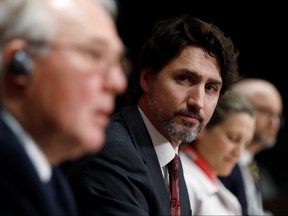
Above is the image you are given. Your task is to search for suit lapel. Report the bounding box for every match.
[0,116,78,215]
[122,105,171,210]
[122,105,191,215]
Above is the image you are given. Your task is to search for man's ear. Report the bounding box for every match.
[140,68,152,92]
[3,39,32,87]
[3,39,31,75]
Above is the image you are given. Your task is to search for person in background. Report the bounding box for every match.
[219,78,283,215]
[67,14,239,215]
[180,90,256,215]
[0,0,127,215]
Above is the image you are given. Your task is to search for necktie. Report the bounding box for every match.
[168,154,181,216]
[248,160,260,190]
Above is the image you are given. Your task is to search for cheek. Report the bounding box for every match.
[219,139,233,150]
[211,138,232,159]
[81,75,102,93]
[150,80,183,110]
[201,135,224,158]
[204,101,220,123]
[32,57,104,120]
[58,75,104,114]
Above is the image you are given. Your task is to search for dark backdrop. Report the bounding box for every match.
[116,0,288,213]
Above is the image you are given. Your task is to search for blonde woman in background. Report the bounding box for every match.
[180,90,256,215]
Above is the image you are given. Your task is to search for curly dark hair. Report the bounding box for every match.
[127,14,239,103]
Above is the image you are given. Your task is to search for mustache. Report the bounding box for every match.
[174,108,204,122]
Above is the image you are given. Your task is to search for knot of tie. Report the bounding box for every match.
[168,154,181,216]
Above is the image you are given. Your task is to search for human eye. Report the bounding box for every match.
[205,83,220,94]
[73,44,102,61]
[82,47,111,67]
[228,134,248,149]
[177,74,189,82]
[227,133,240,143]
[175,72,194,86]
[85,48,102,59]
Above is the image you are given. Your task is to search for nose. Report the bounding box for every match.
[187,86,205,110]
[232,144,245,158]
[105,64,127,94]
[232,148,241,158]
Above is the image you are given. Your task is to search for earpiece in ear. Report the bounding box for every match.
[9,50,32,75]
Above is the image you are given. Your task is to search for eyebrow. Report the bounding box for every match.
[89,37,126,57]
[180,68,223,86]
[208,78,222,87]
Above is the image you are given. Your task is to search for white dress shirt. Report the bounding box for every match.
[180,151,242,215]
[138,106,177,193]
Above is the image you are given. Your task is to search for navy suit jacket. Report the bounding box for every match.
[219,163,248,215]
[67,105,192,215]
[0,116,77,215]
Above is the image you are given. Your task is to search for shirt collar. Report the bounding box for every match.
[138,106,177,168]
[182,145,217,184]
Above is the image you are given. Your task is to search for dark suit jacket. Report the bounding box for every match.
[0,115,77,215]
[219,163,248,215]
[67,105,192,215]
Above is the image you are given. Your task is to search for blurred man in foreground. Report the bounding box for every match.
[0,0,127,215]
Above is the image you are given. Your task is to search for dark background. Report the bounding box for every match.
[115,1,288,214]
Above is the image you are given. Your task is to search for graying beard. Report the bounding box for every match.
[165,119,199,143]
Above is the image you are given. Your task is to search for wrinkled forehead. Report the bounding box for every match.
[47,0,123,54]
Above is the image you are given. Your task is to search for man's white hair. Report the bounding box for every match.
[97,0,118,19]
[0,0,118,70]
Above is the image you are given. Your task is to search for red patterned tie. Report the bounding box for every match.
[168,154,181,216]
